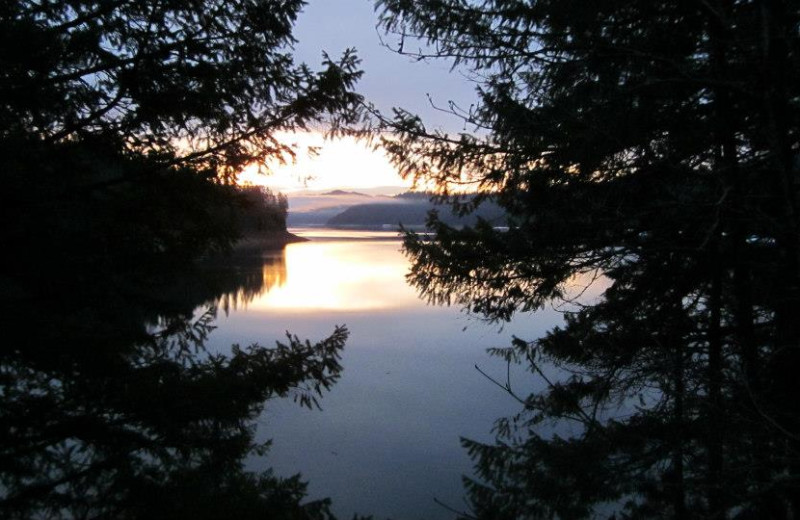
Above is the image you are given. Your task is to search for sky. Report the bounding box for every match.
[239,0,479,194]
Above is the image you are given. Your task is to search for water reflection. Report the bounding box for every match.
[251,232,422,312]
[207,249,289,313]
[1,242,345,519]
[208,230,567,520]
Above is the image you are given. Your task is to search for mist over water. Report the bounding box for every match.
[206,229,569,519]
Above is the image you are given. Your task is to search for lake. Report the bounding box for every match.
[206,228,571,519]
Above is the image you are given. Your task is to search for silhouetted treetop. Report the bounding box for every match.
[378,1,799,518]
[1,0,364,176]
[1,1,363,517]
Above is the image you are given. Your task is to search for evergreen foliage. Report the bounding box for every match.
[236,185,290,234]
[1,0,362,517]
[377,1,799,518]
[0,0,363,176]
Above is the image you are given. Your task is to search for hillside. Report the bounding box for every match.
[286,190,396,226]
[326,197,506,229]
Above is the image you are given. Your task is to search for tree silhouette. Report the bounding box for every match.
[1,289,350,519]
[1,0,362,175]
[377,1,799,518]
[2,0,364,260]
[1,1,363,517]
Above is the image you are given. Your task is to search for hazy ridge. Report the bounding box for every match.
[287,190,506,229]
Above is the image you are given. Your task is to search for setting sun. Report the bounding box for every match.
[237,132,411,193]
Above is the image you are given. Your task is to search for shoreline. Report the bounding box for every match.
[230,229,308,253]
[199,230,306,267]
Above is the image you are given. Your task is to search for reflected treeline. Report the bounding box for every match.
[0,242,347,520]
[202,250,288,314]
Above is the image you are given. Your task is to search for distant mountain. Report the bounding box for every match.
[286,191,394,227]
[326,197,506,229]
[326,203,431,228]
[287,205,350,227]
[321,189,372,197]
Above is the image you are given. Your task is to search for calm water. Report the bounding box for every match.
[207,229,573,519]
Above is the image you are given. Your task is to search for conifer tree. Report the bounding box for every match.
[1,1,362,517]
[377,1,799,517]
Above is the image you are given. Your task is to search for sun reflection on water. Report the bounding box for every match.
[214,251,289,314]
[247,232,422,312]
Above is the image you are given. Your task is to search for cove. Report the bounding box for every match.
[205,228,573,519]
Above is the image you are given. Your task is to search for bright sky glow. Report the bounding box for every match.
[237,132,412,193]
[232,0,481,194]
